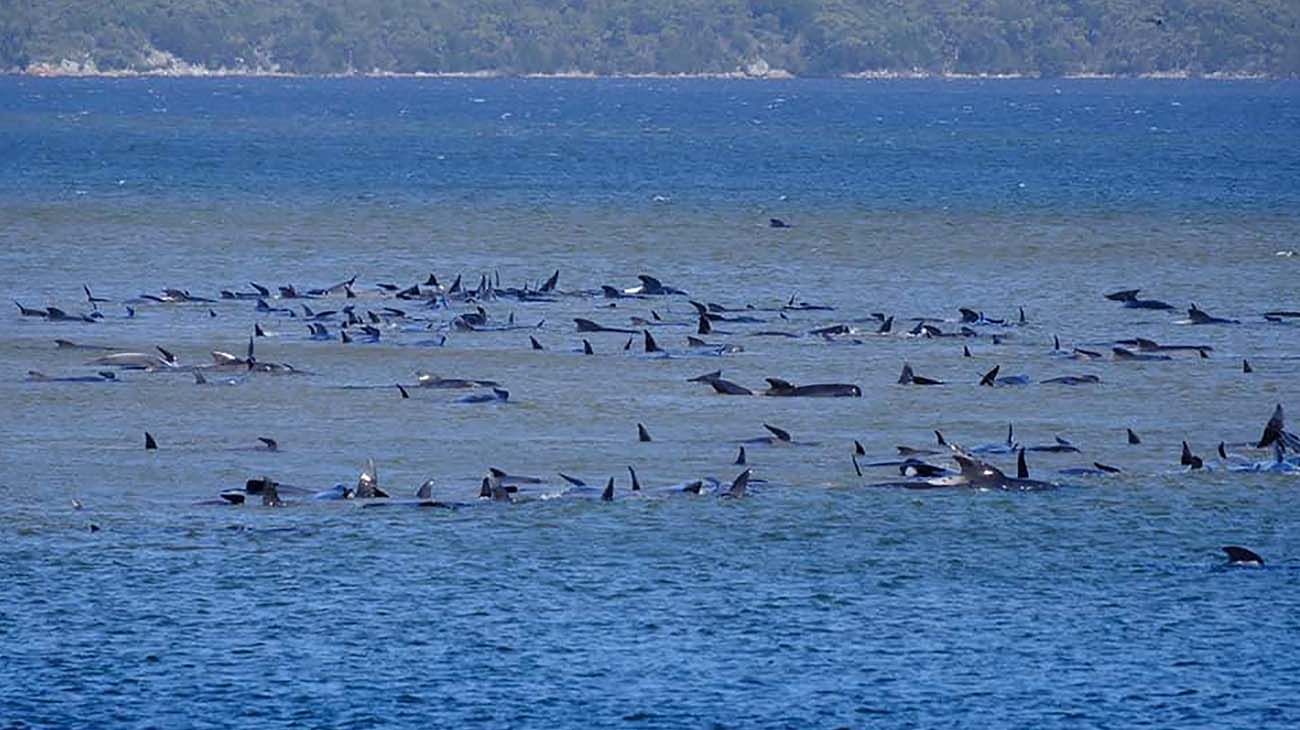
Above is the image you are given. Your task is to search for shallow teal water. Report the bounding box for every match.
[1,78,1299,728]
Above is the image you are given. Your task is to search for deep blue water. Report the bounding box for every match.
[1,77,1299,729]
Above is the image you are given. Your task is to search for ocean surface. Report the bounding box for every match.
[1,77,1299,728]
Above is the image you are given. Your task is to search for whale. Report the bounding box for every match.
[865,447,1057,490]
[898,363,943,385]
[27,370,118,383]
[457,388,509,404]
[575,318,638,334]
[1104,288,1174,310]
[762,378,861,397]
[621,275,685,296]
[1185,303,1239,325]
[1041,374,1101,385]
[1112,347,1171,362]
[1222,546,1264,566]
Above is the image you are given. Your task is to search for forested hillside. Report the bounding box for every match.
[3,0,1297,76]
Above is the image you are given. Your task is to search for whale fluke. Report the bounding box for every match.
[1243,359,1252,373]
[979,365,1000,386]
[144,431,157,450]
[1127,428,1141,445]
[637,423,652,442]
[1222,546,1264,566]
[628,465,641,491]
[763,424,792,443]
[582,339,594,355]
[530,335,545,351]
[601,477,615,502]
[734,446,747,465]
[396,383,410,399]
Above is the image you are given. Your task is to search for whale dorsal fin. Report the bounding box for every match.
[935,430,947,446]
[156,346,176,364]
[541,270,559,292]
[1222,546,1264,565]
[643,330,661,353]
[144,432,158,450]
[601,478,615,502]
[878,316,893,334]
[734,446,747,465]
[583,339,594,355]
[637,423,652,442]
[686,336,707,347]
[530,335,544,351]
[258,437,278,451]
[1017,449,1029,479]
[396,383,410,399]
[1243,359,1252,373]
[962,345,971,358]
[193,371,207,385]
[854,440,865,456]
[1127,428,1141,445]
[627,465,641,491]
[764,424,792,442]
[558,473,586,487]
[415,480,433,499]
[765,378,794,391]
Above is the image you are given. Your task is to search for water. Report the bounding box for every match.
[2,77,1299,728]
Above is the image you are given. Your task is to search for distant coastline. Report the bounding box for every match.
[9,62,1282,81]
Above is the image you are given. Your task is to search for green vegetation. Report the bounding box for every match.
[3,1,1297,76]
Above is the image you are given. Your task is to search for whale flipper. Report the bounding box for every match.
[979,365,1000,386]
[559,473,586,487]
[1222,546,1264,566]
[726,469,751,498]
[1257,404,1285,449]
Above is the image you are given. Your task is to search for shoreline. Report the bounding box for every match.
[8,63,1284,81]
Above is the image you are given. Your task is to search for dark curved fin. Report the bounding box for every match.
[144,431,157,450]
[1218,442,1228,460]
[935,430,947,446]
[1256,404,1284,449]
[448,274,462,294]
[1222,546,1264,565]
[764,424,792,442]
[258,437,278,451]
[688,369,721,383]
[156,346,176,363]
[1242,359,1252,373]
[878,316,893,334]
[1093,462,1122,474]
[1053,335,1061,351]
[583,339,594,355]
[416,480,433,499]
[558,473,586,487]
[852,453,862,477]
[541,270,559,292]
[1006,423,1015,446]
[530,335,544,351]
[979,365,1000,386]
[962,345,971,358]
[897,363,914,384]
[765,377,794,390]
[734,446,747,465]
[637,423,652,442]
[1104,288,1141,302]
[1018,307,1026,324]
[698,315,712,335]
[255,323,266,337]
[396,383,410,399]
[601,477,615,502]
[1017,449,1029,479]
[246,337,255,362]
[643,330,661,353]
[628,466,641,491]
[1180,441,1196,466]
[623,335,633,351]
[1127,428,1141,445]
[727,469,751,498]
[854,440,866,456]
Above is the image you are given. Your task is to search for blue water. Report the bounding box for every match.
[1,77,1299,728]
